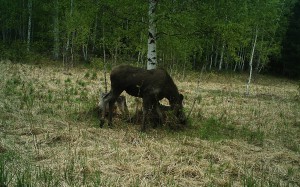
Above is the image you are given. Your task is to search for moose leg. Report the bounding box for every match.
[153,102,164,128]
[141,101,148,132]
[141,96,152,132]
[141,95,157,131]
[99,92,110,128]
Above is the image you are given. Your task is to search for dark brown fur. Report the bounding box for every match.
[100,65,186,131]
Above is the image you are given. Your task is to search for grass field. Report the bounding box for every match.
[0,60,299,186]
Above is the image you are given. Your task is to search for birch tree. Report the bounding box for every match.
[53,0,59,60]
[147,0,157,70]
[246,28,258,96]
[27,0,33,52]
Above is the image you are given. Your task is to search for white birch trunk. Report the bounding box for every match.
[214,50,218,67]
[255,35,264,73]
[53,0,59,60]
[102,18,107,93]
[147,0,157,70]
[114,43,118,65]
[246,28,258,96]
[64,0,73,67]
[193,54,196,69]
[218,43,225,71]
[209,44,214,70]
[70,0,74,66]
[102,13,106,64]
[82,44,88,61]
[234,47,241,72]
[27,0,32,52]
[92,14,98,52]
[241,48,246,71]
[182,53,187,79]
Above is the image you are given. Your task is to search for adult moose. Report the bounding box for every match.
[100,65,186,131]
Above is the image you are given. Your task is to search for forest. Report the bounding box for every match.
[0,0,299,78]
[1,0,300,186]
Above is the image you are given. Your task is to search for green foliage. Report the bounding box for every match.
[1,0,296,75]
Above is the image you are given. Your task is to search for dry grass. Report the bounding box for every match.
[0,60,299,186]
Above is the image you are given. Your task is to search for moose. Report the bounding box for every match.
[100,65,186,131]
[99,94,129,117]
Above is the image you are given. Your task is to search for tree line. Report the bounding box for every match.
[0,0,299,78]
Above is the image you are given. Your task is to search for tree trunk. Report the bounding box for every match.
[2,29,5,42]
[209,44,214,70]
[63,0,74,68]
[27,0,32,52]
[256,35,264,73]
[92,14,98,52]
[182,53,187,80]
[193,53,196,69]
[53,0,59,60]
[241,48,246,71]
[102,12,106,65]
[218,43,225,71]
[246,28,258,96]
[82,44,88,61]
[114,42,118,65]
[70,31,75,67]
[70,0,74,67]
[234,47,241,72]
[147,0,157,70]
[214,48,218,68]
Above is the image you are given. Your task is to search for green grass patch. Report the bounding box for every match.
[197,117,264,145]
[199,117,236,141]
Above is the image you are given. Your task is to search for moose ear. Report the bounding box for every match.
[179,94,184,101]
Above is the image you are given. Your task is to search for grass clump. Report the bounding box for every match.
[199,117,235,141]
[198,117,264,145]
[0,159,10,187]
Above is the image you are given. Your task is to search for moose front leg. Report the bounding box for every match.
[153,102,164,128]
[141,95,153,132]
[141,101,148,132]
[108,99,116,127]
[141,95,158,132]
